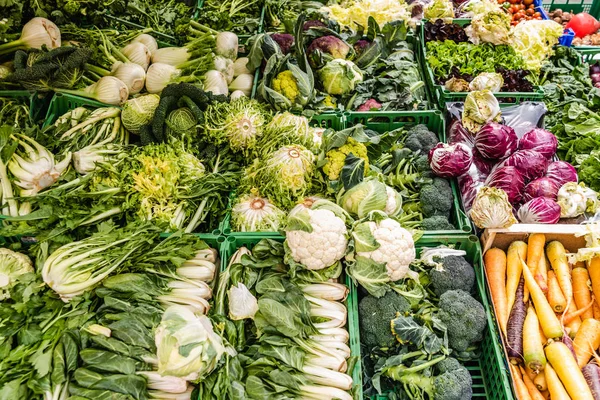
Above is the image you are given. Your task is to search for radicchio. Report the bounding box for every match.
[459,173,484,211]
[523,177,560,202]
[471,148,494,176]
[517,197,561,224]
[545,161,578,187]
[447,119,474,146]
[428,142,473,178]
[518,128,558,159]
[474,122,518,160]
[485,165,525,204]
[500,150,548,182]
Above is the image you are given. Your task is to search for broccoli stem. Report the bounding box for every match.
[384,354,446,381]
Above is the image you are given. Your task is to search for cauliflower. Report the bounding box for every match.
[348,211,416,297]
[284,199,351,278]
[322,137,369,181]
[272,70,300,102]
[318,59,363,95]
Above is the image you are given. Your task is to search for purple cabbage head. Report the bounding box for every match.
[448,119,474,146]
[545,161,578,187]
[459,173,484,211]
[485,165,525,204]
[517,197,561,224]
[306,36,350,68]
[474,122,518,160]
[428,142,473,178]
[353,40,371,56]
[471,149,494,177]
[270,33,294,54]
[523,177,560,202]
[500,150,548,182]
[518,128,558,159]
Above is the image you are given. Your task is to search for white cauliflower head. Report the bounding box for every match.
[285,208,349,270]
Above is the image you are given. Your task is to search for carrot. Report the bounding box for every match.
[573,318,600,368]
[582,363,600,400]
[537,253,549,294]
[528,234,547,295]
[545,341,595,400]
[593,301,600,319]
[544,363,571,400]
[547,241,573,307]
[521,257,563,339]
[574,267,594,320]
[534,372,548,392]
[564,297,595,325]
[511,364,533,400]
[589,257,600,309]
[520,366,547,400]
[507,277,527,364]
[508,241,528,313]
[485,248,508,337]
[548,270,567,313]
[523,306,547,374]
[540,390,549,400]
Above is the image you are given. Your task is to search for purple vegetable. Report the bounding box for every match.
[546,160,579,187]
[592,73,600,83]
[562,332,578,360]
[428,142,473,178]
[517,197,561,224]
[306,36,350,68]
[485,166,525,204]
[523,177,560,202]
[518,128,558,159]
[506,277,526,364]
[582,364,600,400]
[357,99,382,111]
[591,63,600,75]
[472,149,494,176]
[448,119,474,146]
[353,40,371,56]
[500,150,548,182]
[474,122,518,160]
[303,20,326,31]
[270,33,294,54]
[458,173,484,211]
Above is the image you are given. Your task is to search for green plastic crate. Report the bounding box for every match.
[367,235,513,400]
[419,21,545,107]
[0,90,53,124]
[539,0,600,15]
[345,110,473,235]
[42,93,111,129]
[575,46,600,63]
[219,234,363,400]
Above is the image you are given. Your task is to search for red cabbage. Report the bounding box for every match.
[517,197,561,224]
[523,177,560,202]
[448,119,474,146]
[458,173,484,211]
[474,122,518,160]
[485,165,525,204]
[545,161,578,187]
[428,142,473,178]
[518,128,558,159]
[500,150,548,182]
[472,149,494,176]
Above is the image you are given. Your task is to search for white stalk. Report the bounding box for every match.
[145,63,180,93]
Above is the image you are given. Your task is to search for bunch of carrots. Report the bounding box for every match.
[485,233,600,400]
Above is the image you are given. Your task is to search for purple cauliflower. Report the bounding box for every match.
[357,99,382,111]
[270,33,295,54]
[303,20,327,31]
[306,36,350,68]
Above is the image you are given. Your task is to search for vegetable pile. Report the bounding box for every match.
[484,230,600,400]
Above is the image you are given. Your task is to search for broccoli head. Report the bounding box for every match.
[438,290,486,352]
[421,215,455,231]
[433,357,473,400]
[359,290,411,349]
[429,255,475,296]
[404,125,439,154]
[322,137,369,181]
[420,177,453,218]
[414,154,433,178]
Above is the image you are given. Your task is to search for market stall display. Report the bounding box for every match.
[0,0,600,398]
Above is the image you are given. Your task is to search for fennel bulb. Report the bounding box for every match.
[57,76,129,106]
[228,73,253,97]
[213,56,234,83]
[132,33,158,54]
[215,31,238,59]
[203,70,228,95]
[111,62,146,94]
[233,57,253,77]
[0,18,61,56]
[121,42,151,70]
[230,90,246,100]
[146,63,180,94]
[73,144,124,175]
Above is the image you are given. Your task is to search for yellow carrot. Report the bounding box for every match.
[547,241,573,306]
[534,372,547,392]
[507,241,528,313]
[521,257,563,339]
[520,366,547,400]
[485,248,508,337]
[544,364,571,400]
[523,307,546,374]
[588,257,600,309]
[573,318,600,368]
[548,270,567,313]
[545,341,594,400]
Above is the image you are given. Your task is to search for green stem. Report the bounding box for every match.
[0,40,24,56]
[190,21,218,35]
[86,64,111,77]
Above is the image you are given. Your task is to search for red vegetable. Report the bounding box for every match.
[518,128,558,159]
[517,197,561,224]
[485,165,525,204]
[475,122,518,160]
[523,177,560,202]
[500,150,548,182]
[428,142,473,178]
[447,119,474,146]
[566,13,600,38]
[546,161,578,186]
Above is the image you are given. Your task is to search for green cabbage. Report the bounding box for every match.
[0,249,33,299]
[121,94,160,135]
[318,59,363,95]
[165,107,197,142]
[337,178,402,218]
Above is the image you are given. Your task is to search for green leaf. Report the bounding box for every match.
[30,340,53,377]
[341,153,365,190]
[74,368,146,399]
[259,343,304,370]
[69,383,136,400]
[80,349,137,375]
[284,211,313,233]
[391,315,444,354]
[352,223,379,253]
[257,299,303,338]
[108,318,154,350]
[347,255,388,298]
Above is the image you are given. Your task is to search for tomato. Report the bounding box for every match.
[534,12,541,17]
[519,4,526,10]
[566,13,600,38]
[526,9,534,15]
[523,0,533,5]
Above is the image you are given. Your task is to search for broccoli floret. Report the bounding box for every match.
[430,255,475,296]
[414,154,433,178]
[438,290,486,352]
[434,357,473,400]
[405,125,439,154]
[359,291,411,349]
[421,215,455,231]
[420,177,453,218]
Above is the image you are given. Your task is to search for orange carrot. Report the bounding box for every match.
[547,241,573,307]
[537,254,549,294]
[573,318,600,368]
[548,270,567,313]
[593,301,600,320]
[507,241,528,313]
[485,248,508,337]
[573,267,594,320]
[544,364,571,400]
[520,366,547,400]
[527,233,547,298]
[564,297,595,325]
[588,257,600,308]
[511,364,533,400]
